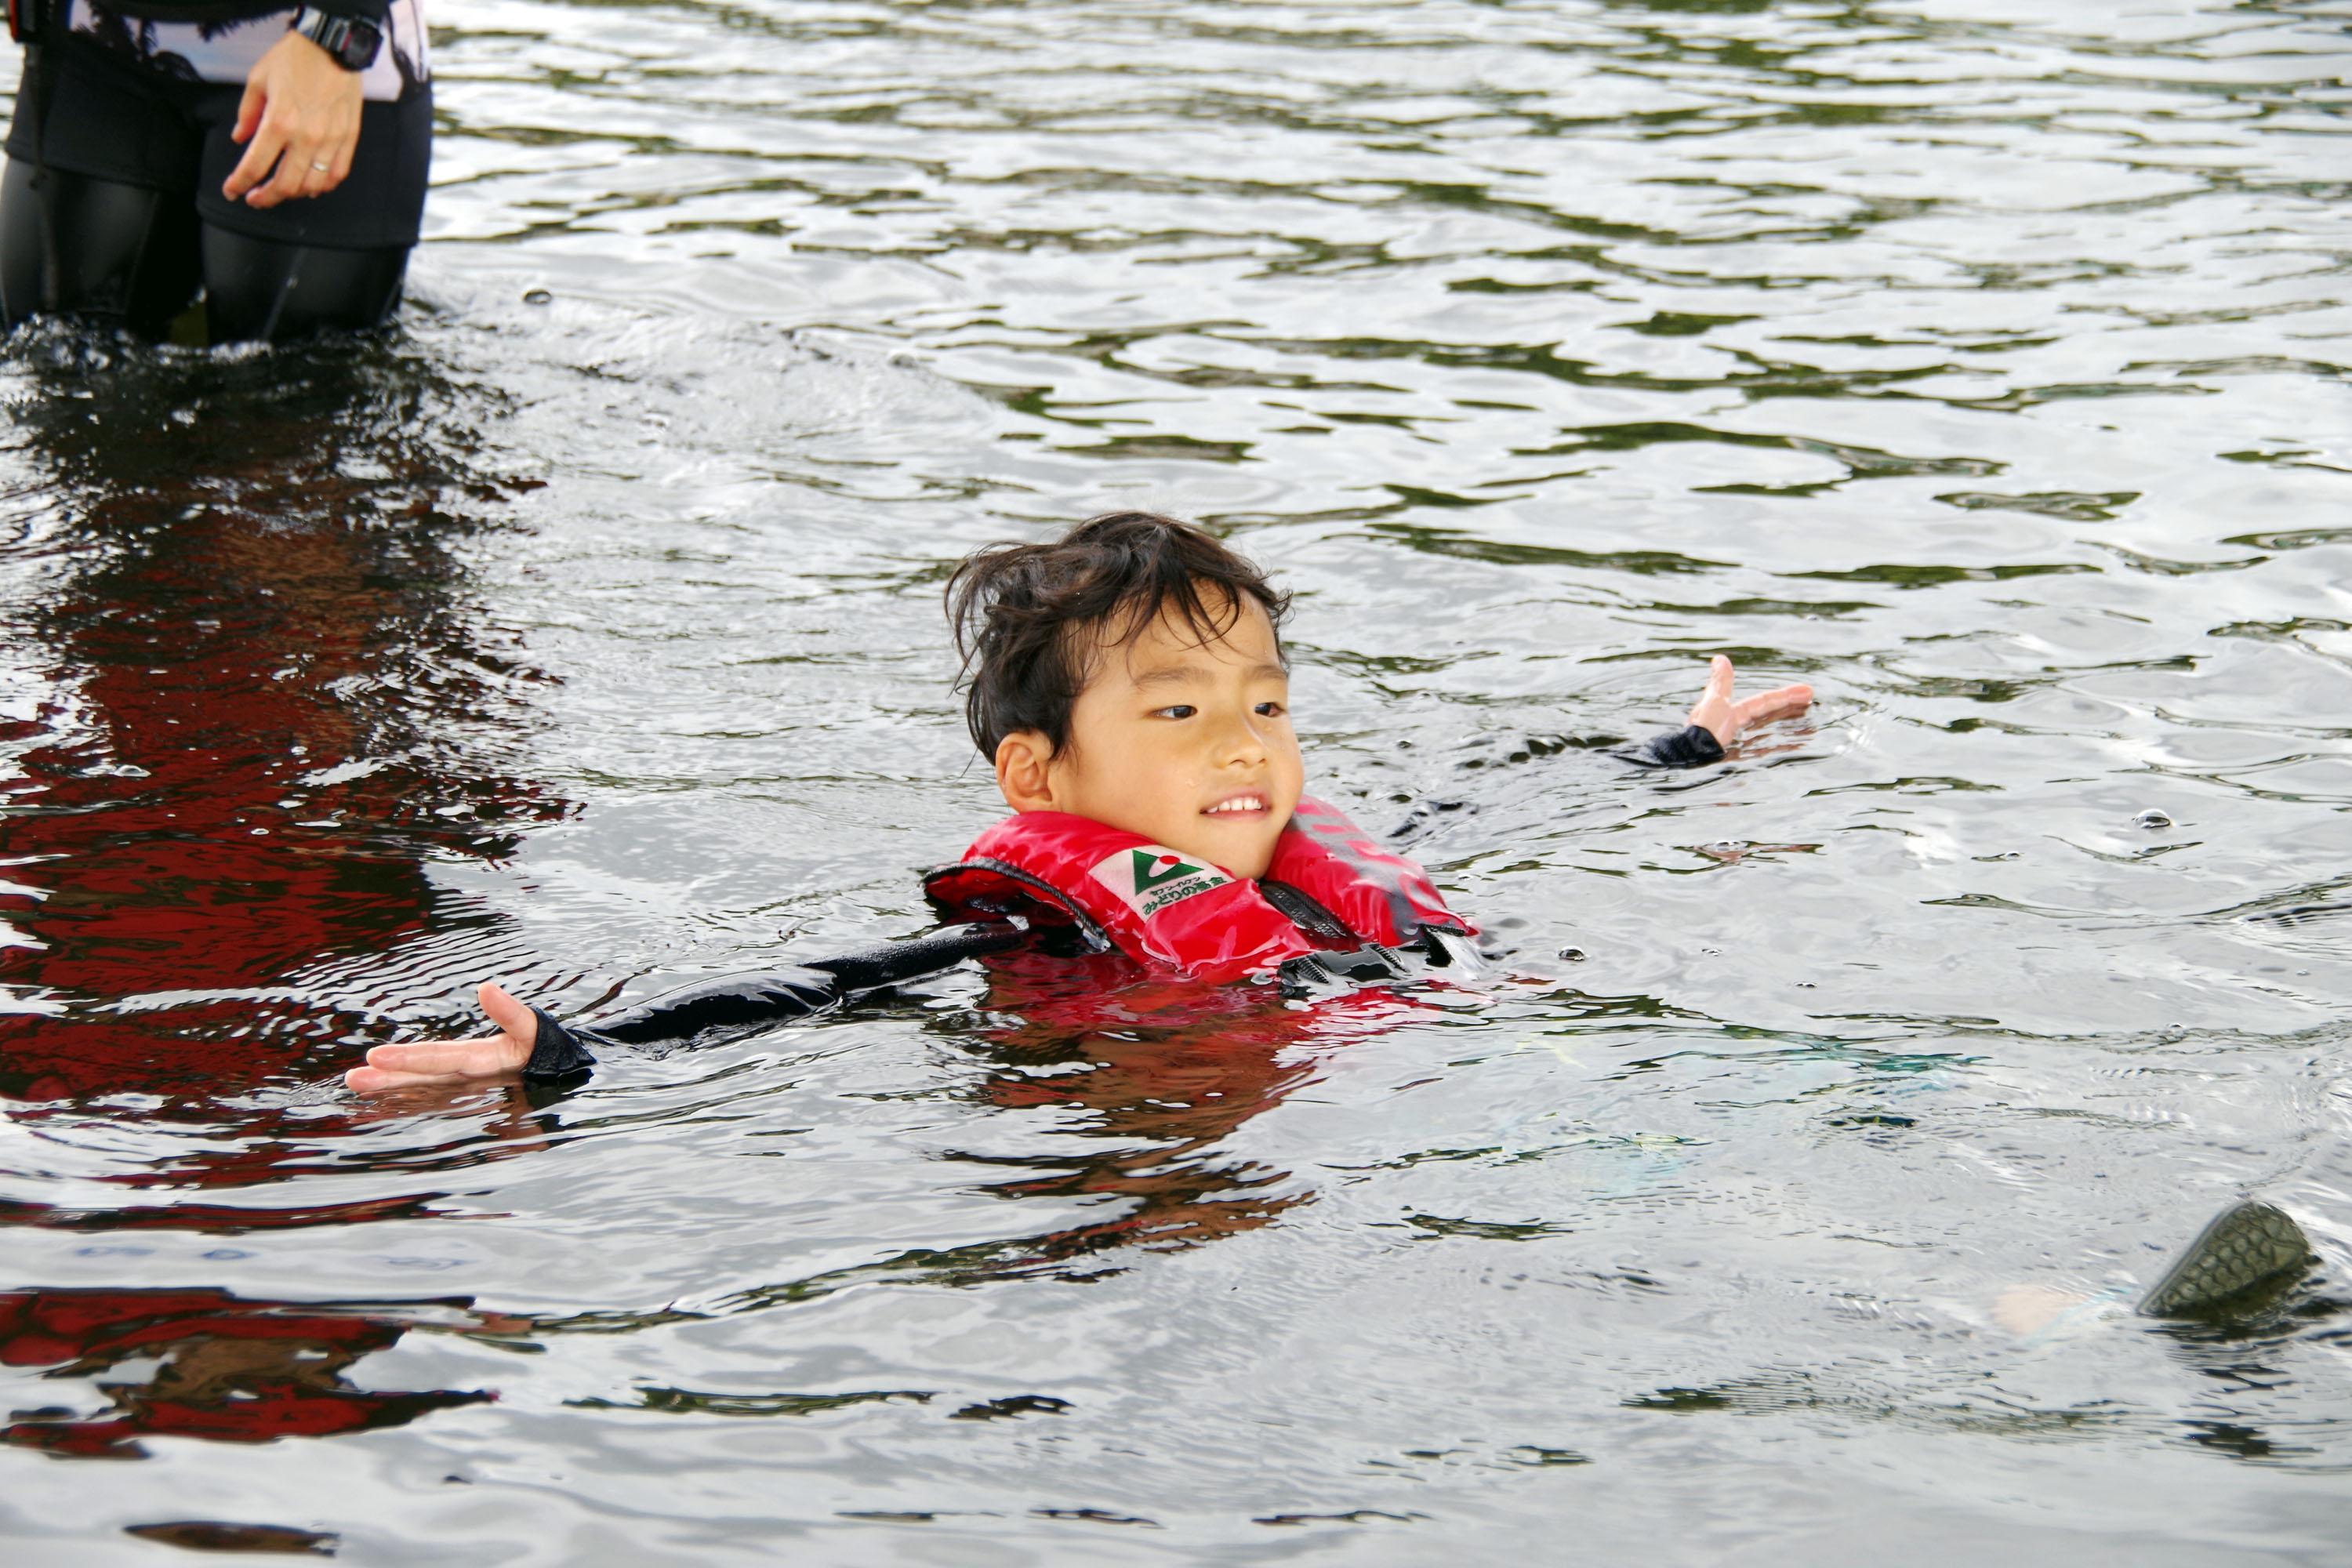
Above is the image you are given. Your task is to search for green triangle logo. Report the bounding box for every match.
[1131,848,1203,891]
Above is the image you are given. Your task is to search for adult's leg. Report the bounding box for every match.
[199,227,408,343]
[0,38,207,337]
[0,160,202,335]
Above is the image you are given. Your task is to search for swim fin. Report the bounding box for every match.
[2140,1200,2315,1317]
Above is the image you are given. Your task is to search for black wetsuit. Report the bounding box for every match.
[0,0,428,342]
[515,724,1731,1086]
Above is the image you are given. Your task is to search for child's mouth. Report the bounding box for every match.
[1202,794,1268,817]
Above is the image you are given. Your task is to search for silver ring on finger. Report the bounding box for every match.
[310,160,331,172]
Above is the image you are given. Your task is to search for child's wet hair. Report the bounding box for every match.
[946,511,1291,759]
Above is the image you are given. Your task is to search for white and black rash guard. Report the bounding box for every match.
[64,0,428,102]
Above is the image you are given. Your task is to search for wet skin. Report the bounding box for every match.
[223,34,364,209]
[993,595,1305,883]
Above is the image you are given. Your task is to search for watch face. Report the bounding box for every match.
[332,16,382,69]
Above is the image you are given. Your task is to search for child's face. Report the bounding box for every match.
[995,593,1305,880]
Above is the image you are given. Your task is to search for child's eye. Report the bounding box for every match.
[1254,701,1285,717]
[1153,705,1197,720]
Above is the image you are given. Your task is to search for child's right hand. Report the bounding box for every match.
[345,982,539,1094]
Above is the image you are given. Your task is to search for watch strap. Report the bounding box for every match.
[290,4,381,71]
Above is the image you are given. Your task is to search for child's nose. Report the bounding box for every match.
[1222,711,1272,762]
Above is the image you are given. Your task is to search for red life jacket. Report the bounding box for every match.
[922,796,1473,985]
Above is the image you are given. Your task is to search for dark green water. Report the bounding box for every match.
[2,1,2349,1560]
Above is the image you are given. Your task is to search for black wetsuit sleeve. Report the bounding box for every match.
[1618,724,1726,768]
[523,1007,600,1084]
[514,921,1028,1080]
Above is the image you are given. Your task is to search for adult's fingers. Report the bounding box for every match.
[297,115,361,198]
[245,127,327,208]
[241,100,361,206]
[222,119,286,202]
[232,75,267,144]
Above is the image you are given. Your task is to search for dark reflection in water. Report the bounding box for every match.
[0,332,569,1109]
[124,1520,340,1554]
[650,964,1404,1319]
[0,1192,456,1231]
[1,1286,514,1459]
[533,963,1440,1337]
[939,952,1381,1261]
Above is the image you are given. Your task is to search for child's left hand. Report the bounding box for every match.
[1686,655,1812,746]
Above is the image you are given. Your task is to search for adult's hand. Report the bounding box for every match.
[223,31,363,209]
[1686,654,1813,746]
[346,982,538,1093]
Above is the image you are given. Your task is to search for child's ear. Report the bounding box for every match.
[993,731,1058,812]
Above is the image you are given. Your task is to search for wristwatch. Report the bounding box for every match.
[290,5,383,71]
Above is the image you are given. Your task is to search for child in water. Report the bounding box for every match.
[345,512,1813,1094]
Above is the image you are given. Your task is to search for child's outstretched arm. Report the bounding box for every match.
[343,923,1029,1095]
[1624,655,1813,767]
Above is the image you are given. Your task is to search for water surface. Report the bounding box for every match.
[2,1,2350,1561]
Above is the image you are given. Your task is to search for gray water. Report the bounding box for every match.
[2,0,2350,1561]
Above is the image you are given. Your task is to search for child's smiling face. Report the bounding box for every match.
[992,591,1305,880]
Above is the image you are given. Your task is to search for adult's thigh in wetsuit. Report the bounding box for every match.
[201,225,408,341]
[0,40,204,334]
[0,157,201,335]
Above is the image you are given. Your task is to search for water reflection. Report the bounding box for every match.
[684,960,1431,1318]
[1,1286,513,1459]
[0,1192,456,1232]
[0,333,568,1112]
[942,951,1345,1261]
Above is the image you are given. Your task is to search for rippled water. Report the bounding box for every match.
[2,1,2350,1560]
